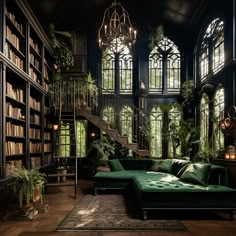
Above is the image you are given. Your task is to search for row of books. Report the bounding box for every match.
[29,128,41,139]
[44,143,52,152]
[44,132,51,140]
[6,102,25,120]
[5,160,23,176]
[5,42,24,70]
[29,68,41,84]
[31,157,41,168]
[6,122,24,136]
[5,25,20,50]
[5,7,24,35]
[30,53,40,70]
[5,141,23,155]
[29,97,41,111]
[30,113,40,124]
[30,37,40,55]
[6,81,24,102]
[30,142,41,153]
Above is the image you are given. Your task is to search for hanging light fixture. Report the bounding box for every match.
[98,0,137,53]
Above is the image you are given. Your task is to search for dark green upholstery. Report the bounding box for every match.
[108,159,124,171]
[93,158,236,218]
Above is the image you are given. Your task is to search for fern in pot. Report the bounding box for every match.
[10,167,45,210]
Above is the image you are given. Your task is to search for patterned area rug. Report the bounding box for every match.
[57,194,187,231]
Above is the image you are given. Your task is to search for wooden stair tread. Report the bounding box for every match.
[47,173,75,177]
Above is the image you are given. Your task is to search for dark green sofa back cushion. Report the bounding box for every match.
[119,159,152,170]
[108,159,124,171]
[179,163,211,186]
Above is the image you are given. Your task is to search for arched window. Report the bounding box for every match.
[149,106,163,158]
[75,120,87,157]
[199,18,224,81]
[149,37,181,94]
[102,48,115,93]
[213,87,224,151]
[168,106,181,158]
[120,105,133,144]
[200,94,209,150]
[102,45,133,94]
[102,105,115,129]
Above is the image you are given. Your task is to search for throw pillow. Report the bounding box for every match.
[179,163,211,186]
[158,159,173,174]
[172,159,191,176]
[108,159,124,171]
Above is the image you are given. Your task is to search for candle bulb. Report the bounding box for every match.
[134,30,137,39]
[229,153,235,159]
[225,153,230,159]
[104,25,107,35]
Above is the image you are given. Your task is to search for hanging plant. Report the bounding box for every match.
[49,24,74,71]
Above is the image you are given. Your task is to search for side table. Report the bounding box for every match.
[212,159,236,188]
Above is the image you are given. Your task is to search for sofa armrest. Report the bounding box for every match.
[208,164,228,186]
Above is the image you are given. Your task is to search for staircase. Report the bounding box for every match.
[50,77,149,158]
[78,109,149,157]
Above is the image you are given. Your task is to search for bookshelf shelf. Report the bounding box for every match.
[0,0,54,179]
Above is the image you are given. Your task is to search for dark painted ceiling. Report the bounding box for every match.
[27,0,210,32]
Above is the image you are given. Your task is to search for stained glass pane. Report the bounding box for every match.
[76,120,87,157]
[149,106,162,158]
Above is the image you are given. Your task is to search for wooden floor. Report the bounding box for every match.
[0,179,236,236]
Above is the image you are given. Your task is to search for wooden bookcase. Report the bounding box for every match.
[0,0,54,179]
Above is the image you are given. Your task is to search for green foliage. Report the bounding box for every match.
[49,24,74,70]
[181,80,194,105]
[10,167,45,208]
[88,136,116,164]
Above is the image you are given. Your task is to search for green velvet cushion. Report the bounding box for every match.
[179,163,211,186]
[108,159,124,171]
[171,159,191,176]
[157,159,173,173]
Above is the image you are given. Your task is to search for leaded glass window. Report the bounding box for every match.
[102,48,115,93]
[75,120,87,157]
[200,94,209,150]
[149,37,180,94]
[58,122,70,157]
[119,47,133,94]
[102,105,115,129]
[199,18,224,81]
[213,87,224,151]
[120,105,133,155]
[149,106,163,158]
[168,106,181,157]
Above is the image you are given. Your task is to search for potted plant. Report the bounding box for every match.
[88,135,116,166]
[10,167,45,218]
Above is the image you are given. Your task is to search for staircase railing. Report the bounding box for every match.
[49,77,150,151]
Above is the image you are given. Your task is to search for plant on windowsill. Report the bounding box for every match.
[10,167,45,219]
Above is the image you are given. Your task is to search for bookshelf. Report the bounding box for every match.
[0,0,54,180]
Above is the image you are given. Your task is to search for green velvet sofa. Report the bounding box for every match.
[93,158,236,220]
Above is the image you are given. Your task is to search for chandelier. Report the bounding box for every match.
[98,0,137,53]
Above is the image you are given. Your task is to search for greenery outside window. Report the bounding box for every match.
[149,37,180,94]
[199,18,224,81]
[200,94,209,151]
[213,87,224,151]
[58,122,70,157]
[102,105,115,129]
[75,120,87,157]
[149,106,163,158]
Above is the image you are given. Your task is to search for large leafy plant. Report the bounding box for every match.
[10,167,45,208]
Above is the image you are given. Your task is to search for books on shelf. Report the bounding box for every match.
[6,81,24,102]
[30,142,41,153]
[44,132,51,140]
[44,143,52,152]
[31,157,41,168]
[6,102,25,120]
[30,53,40,70]
[30,113,40,124]
[6,122,24,136]
[5,160,23,176]
[30,128,41,139]
[5,25,20,50]
[30,37,40,55]
[5,42,24,70]
[5,141,23,155]
[30,97,41,111]
[5,7,24,34]
[29,68,40,84]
